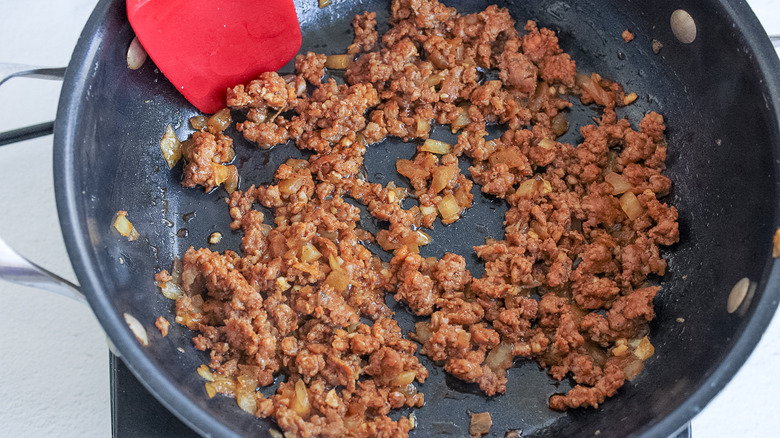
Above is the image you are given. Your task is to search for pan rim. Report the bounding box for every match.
[52,0,780,437]
[53,2,243,437]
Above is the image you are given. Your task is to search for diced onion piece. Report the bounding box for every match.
[292,380,311,417]
[421,139,452,154]
[453,41,464,60]
[325,54,351,69]
[428,49,449,69]
[190,115,208,130]
[294,261,319,277]
[528,81,547,112]
[123,313,148,346]
[409,205,423,226]
[325,270,350,293]
[540,179,552,195]
[214,164,239,193]
[318,0,331,8]
[269,430,284,438]
[344,415,362,430]
[355,132,369,149]
[387,189,397,203]
[213,163,230,185]
[416,230,431,246]
[483,140,497,156]
[207,374,236,397]
[205,382,217,398]
[328,254,343,271]
[437,194,462,224]
[208,232,222,244]
[286,158,309,170]
[414,322,432,343]
[207,108,232,133]
[197,365,215,382]
[611,339,628,357]
[236,391,256,415]
[728,277,750,314]
[377,230,401,251]
[489,148,525,169]
[470,412,492,436]
[301,243,322,262]
[538,138,556,150]
[390,370,416,387]
[431,165,456,193]
[409,412,417,429]
[424,72,444,87]
[236,374,259,415]
[159,281,184,300]
[320,230,338,243]
[127,36,147,70]
[113,211,140,241]
[623,92,638,105]
[396,159,429,180]
[773,228,780,258]
[633,336,655,360]
[619,191,644,220]
[387,187,406,203]
[622,358,644,381]
[531,221,549,239]
[575,73,610,106]
[401,230,431,247]
[420,205,437,217]
[159,124,182,169]
[278,176,306,196]
[416,119,430,136]
[605,172,632,195]
[515,178,551,198]
[485,342,514,372]
[451,105,471,133]
[454,186,471,207]
[397,383,418,399]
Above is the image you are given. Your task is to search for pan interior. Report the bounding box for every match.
[56,0,780,437]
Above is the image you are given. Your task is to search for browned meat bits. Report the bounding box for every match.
[154,0,679,436]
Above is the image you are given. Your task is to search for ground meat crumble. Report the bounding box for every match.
[155,1,679,436]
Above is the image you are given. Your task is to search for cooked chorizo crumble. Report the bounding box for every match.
[155,1,680,436]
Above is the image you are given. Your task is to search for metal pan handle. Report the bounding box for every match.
[0,63,65,146]
[0,63,85,303]
[0,236,85,302]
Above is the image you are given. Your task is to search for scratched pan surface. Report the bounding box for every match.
[54,0,780,437]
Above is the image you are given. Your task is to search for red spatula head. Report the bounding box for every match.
[127,0,301,113]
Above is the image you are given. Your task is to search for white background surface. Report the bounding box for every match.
[0,1,778,437]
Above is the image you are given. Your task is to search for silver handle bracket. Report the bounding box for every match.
[0,229,85,303]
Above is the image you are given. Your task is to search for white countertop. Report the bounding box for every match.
[0,1,778,436]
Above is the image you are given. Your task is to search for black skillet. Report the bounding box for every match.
[46,0,780,436]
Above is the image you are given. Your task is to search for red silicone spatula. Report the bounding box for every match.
[127,0,301,114]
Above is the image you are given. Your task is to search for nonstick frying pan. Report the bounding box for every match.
[2,0,779,436]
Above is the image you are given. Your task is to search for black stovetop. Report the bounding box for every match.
[110,353,692,438]
[110,354,197,437]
